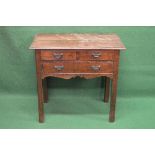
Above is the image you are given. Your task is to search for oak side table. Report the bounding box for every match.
[29,33,126,123]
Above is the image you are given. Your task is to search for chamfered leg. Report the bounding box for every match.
[104,77,110,103]
[35,50,44,123]
[109,77,118,122]
[109,51,120,122]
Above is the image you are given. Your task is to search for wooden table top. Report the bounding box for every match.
[30,33,126,50]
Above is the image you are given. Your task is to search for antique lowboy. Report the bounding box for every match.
[30,33,126,123]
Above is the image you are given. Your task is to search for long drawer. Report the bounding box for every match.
[42,61,113,74]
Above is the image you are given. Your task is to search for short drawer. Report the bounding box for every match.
[42,61,75,73]
[76,61,113,73]
[78,50,114,60]
[41,50,76,60]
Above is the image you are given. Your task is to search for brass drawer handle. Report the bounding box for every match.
[54,65,64,71]
[91,52,101,58]
[53,53,63,59]
[90,65,101,71]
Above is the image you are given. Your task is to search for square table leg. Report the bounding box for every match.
[109,51,120,122]
[35,51,44,123]
[109,77,118,122]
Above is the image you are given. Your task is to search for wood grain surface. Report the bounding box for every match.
[30,33,126,50]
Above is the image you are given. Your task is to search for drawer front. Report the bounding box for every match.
[41,50,76,60]
[42,61,75,73]
[76,61,113,73]
[78,50,114,60]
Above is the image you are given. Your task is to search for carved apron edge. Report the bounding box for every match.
[41,74,113,80]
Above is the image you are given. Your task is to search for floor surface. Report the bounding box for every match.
[0,88,155,129]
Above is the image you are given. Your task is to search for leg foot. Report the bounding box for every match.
[109,111,115,122]
[39,111,44,123]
